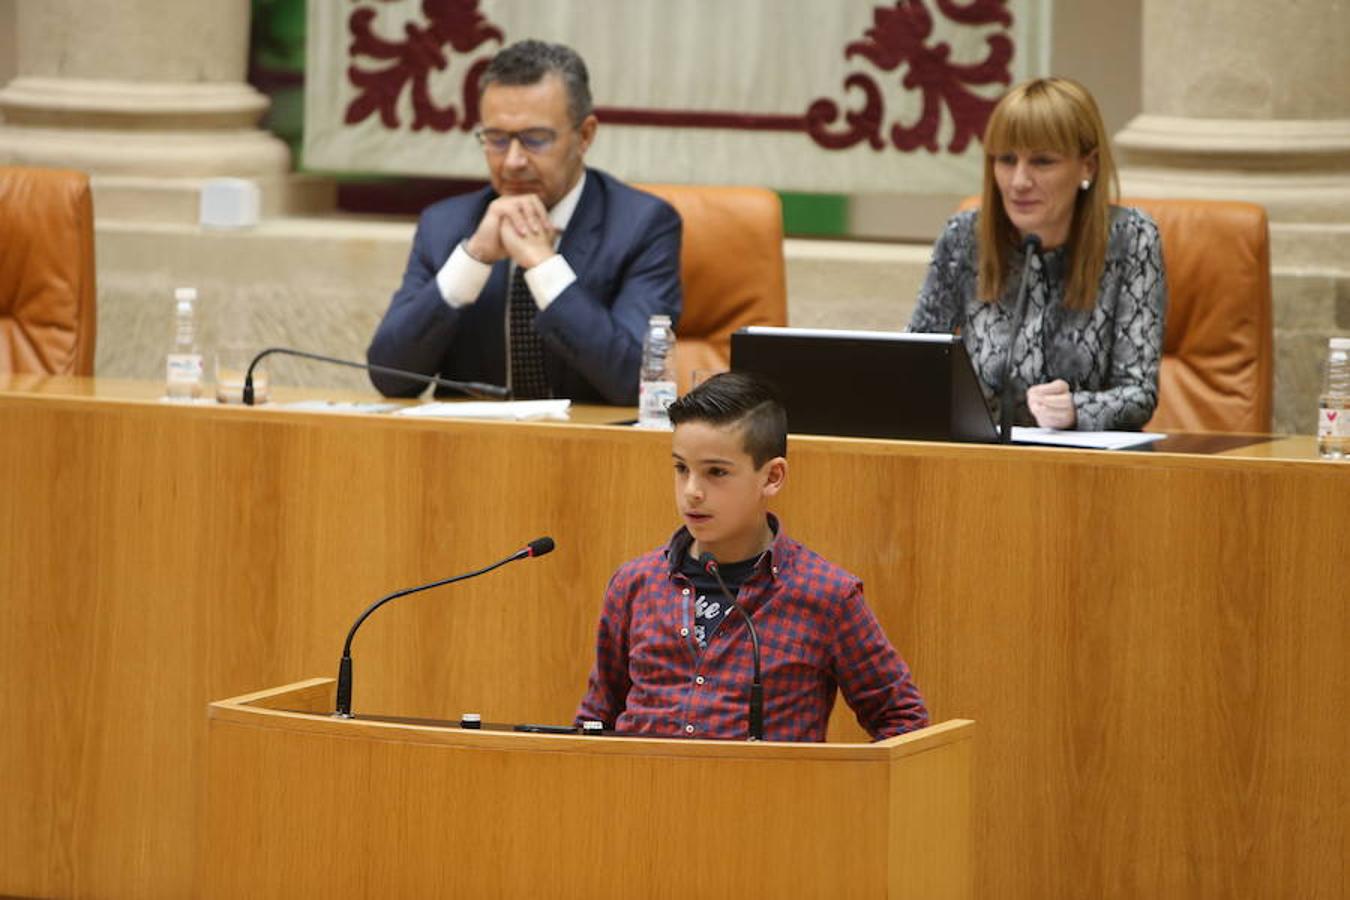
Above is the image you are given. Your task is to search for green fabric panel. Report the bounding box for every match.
[779,192,849,237]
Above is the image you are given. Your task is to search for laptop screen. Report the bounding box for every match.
[730,327,997,443]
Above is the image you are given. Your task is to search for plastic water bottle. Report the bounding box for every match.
[638,314,677,429]
[1317,337,1350,460]
[165,287,204,400]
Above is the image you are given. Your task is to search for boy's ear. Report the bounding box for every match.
[760,457,788,498]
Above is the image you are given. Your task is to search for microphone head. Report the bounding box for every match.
[698,552,718,574]
[1023,233,1042,251]
[526,536,555,558]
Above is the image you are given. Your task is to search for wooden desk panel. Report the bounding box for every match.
[787,439,1346,899]
[203,681,974,900]
[0,378,1344,898]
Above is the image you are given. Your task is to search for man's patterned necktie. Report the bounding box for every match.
[508,265,550,399]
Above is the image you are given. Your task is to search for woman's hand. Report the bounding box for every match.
[1026,379,1077,429]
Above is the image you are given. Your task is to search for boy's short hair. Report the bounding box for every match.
[667,372,787,467]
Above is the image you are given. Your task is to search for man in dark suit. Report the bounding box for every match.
[367,40,682,404]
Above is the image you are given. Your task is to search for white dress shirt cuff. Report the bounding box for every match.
[522,254,577,310]
[436,242,492,308]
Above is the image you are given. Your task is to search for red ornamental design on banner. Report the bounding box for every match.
[345,0,503,131]
[343,0,1015,153]
[807,0,1013,152]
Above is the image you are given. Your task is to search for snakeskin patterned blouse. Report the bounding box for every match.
[908,206,1166,430]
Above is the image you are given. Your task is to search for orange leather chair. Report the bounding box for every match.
[1131,198,1272,433]
[639,185,788,393]
[956,196,1273,432]
[0,166,98,376]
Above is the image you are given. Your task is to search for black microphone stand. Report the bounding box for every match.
[334,538,554,718]
[242,347,509,405]
[999,234,1042,443]
[702,555,764,741]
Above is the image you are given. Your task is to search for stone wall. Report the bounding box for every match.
[0,1,15,88]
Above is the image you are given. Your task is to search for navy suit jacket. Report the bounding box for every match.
[367,168,682,405]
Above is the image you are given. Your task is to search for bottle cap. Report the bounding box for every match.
[1330,337,1350,350]
[582,720,604,734]
[174,287,197,303]
[649,314,671,325]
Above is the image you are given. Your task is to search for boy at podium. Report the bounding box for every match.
[576,373,928,741]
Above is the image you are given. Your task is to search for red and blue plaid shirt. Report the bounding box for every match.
[576,516,928,742]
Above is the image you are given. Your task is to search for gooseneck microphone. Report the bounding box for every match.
[241,346,509,405]
[334,537,555,718]
[999,234,1042,443]
[699,553,764,741]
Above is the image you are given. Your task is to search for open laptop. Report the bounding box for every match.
[729,326,998,443]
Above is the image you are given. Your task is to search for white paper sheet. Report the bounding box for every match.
[394,400,571,421]
[1010,427,1167,451]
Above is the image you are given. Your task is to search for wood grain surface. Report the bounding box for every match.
[0,377,1344,898]
[201,681,974,899]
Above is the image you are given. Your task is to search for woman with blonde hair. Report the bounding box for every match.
[908,77,1166,431]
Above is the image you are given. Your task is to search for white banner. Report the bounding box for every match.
[305,1,1048,193]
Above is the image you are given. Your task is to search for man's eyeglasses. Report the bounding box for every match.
[475,127,559,154]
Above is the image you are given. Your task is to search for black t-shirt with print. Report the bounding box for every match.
[677,552,762,650]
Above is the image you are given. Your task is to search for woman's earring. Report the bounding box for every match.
[1080,179,1091,191]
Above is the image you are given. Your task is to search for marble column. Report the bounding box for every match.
[1115,0,1350,226]
[0,0,316,222]
[1115,0,1350,434]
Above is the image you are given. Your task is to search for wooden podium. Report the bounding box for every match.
[203,680,974,899]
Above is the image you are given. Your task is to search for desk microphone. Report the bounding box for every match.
[334,536,555,718]
[699,553,764,741]
[241,346,509,405]
[999,234,1041,443]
